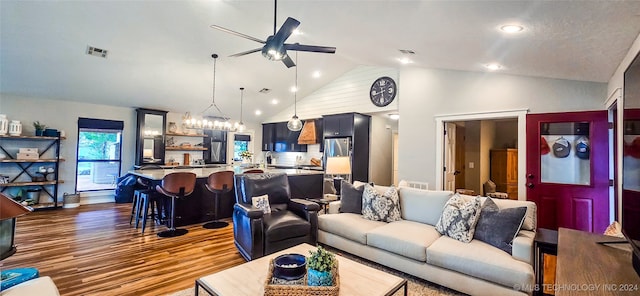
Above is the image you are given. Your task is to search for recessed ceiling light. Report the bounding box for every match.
[312,71,321,78]
[271,99,279,105]
[255,110,262,115]
[500,24,524,33]
[292,29,303,35]
[290,86,298,92]
[398,57,413,65]
[389,114,400,120]
[484,63,502,71]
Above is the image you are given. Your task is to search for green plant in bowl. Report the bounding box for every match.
[33,121,47,136]
[307,246,336,286]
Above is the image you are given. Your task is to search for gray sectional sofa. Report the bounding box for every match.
[317,184,537,296]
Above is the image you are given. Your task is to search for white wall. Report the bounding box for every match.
[266,65,399,122]
[607,31,640,223]
[0,94,136,204]
[399,67,607,187]
[369,114,393,185]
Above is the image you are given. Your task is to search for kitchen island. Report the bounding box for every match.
[128,166,324,227]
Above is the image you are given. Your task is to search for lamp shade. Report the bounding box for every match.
[325,156,351,175]
[0,192,31,220]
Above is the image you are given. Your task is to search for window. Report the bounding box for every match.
[76,118,123,192]
[233,134,251,161]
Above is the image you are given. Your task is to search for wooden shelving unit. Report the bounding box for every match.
[0,135,64,210]
[0,180,64,187]
[0,158,65,163]
[165,146,207,151]
[166,133,209,138]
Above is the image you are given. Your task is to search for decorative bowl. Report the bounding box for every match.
[273,253,307,280]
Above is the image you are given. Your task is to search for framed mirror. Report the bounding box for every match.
[135,108,167,166]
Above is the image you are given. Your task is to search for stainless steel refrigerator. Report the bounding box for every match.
[324,137,351,159]
[324,137,352,193]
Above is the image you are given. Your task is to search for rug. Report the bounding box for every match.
[169,246,465,296]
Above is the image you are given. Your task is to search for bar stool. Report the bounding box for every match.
[129,165,163,227]
[135,189,162,233]
[155,172,196,238]
[203,171,234,229]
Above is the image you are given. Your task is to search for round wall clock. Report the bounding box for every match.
[370,76,397,107]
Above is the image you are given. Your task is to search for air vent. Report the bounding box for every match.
[398,49,415,55]
[259,88,271,94]
[86,45,108,58]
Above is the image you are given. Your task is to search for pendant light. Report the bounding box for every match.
[237,87,246,132]
[287,52,303,131]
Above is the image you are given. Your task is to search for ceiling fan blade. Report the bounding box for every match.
[229,48,262,57]
[282,55,296,68]
[210,25,265,44]
[271,17,300,46]
[284,43,336,54]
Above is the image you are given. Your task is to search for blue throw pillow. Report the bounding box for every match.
[474,198,527,254]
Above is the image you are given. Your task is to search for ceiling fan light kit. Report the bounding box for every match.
[210,0,336,68]
[182,53,240,132]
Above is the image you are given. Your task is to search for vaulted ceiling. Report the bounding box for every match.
[2,1,640,123]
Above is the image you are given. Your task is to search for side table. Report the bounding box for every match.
[534,228,558,296]
[306,198,331,214]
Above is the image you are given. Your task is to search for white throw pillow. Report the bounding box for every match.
[435,193,482,243]
[251,194,271,214]
[361,184,402,222]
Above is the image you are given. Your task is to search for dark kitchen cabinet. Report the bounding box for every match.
[322,112,370,183]
[262,122,307,152]
[323,114,354,137]
[262,123,275,151]
[135,108,167,166]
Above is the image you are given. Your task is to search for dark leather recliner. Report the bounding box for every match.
[233,172,320,261]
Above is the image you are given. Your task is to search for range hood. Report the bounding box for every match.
[298,120,317,144]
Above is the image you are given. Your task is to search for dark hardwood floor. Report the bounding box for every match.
[0,203,245,296]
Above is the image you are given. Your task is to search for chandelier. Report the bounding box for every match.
[182,53,239,131]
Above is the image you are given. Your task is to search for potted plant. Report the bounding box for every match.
[239,150,253,164]
[307,246,336,286]
[33,121,47,136]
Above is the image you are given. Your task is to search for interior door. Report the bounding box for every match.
[526,111,610,233]
[444,122,457,191]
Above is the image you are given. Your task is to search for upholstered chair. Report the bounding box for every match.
[233,172,320,261]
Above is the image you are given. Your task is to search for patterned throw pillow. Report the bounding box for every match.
[435,194,482,243]
[251,194,271,214]
[361,184,402,222]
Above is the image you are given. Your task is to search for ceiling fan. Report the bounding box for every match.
[210,0,336,68]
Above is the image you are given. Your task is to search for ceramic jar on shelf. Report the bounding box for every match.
[8,120,22,136]
[0,114,8,135]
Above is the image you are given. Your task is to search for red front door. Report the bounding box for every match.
[526,111,610,233]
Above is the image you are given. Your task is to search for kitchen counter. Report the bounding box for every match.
[129,166,323,181]
[126,166,323,227]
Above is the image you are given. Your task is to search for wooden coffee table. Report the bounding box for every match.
[195,243,407,296]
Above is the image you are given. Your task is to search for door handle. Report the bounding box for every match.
[453,170,461,176]
[527,174,534,179]
[527,183,535,188]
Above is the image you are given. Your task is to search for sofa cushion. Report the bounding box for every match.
[435,194,482,243]
[362,184,402,222]
[398,187,452,226]
[474,198,527,254]
[339,181,364,214]
[427,236,534,288]
[366,220,440,261]
[318,213,386,244]
[263,211,310,242]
